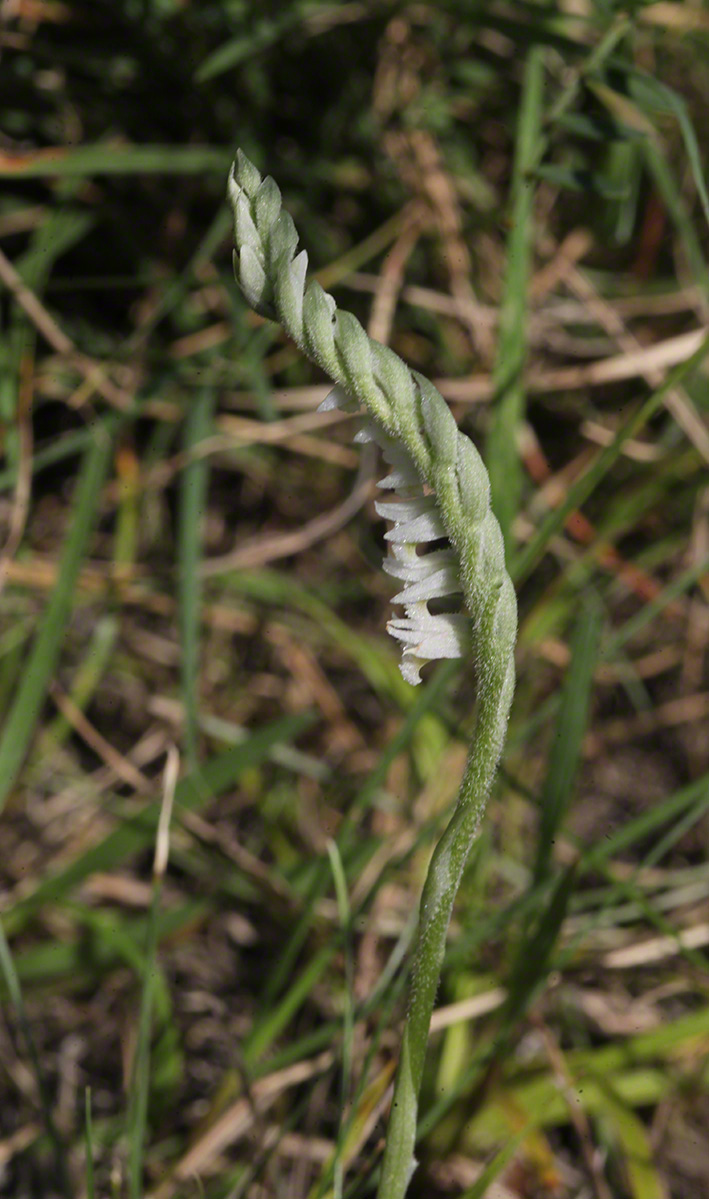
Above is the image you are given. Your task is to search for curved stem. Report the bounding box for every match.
[376,613,513,1199]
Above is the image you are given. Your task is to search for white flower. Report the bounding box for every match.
[386,611,469,686]
[318,387,468,684]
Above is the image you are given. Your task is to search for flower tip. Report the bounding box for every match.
[232,149,262,200]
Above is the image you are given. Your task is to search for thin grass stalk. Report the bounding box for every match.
[127,880,163,1199]
[487,44,544,547]
[0,420,115,812]
[326,839,355,1198]
[127,748,178,1199]
[178,387,214,770]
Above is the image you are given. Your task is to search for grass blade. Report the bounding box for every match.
[502,864,577,1032]
[461,1124,533,1199]
[581,771,709,875]
[127,748,178,1199]
[0,420,115,812]
[628,68,709,236]
[0,145,231,178]
[594,1083,666,1199]
[487,44,545,548]
[512,333,709,582]
[534,599,602,881]
[643,134,709,293]
[326,839,354,1198]
[195,10,306,82]
[5,710,315,935]
[178,389,215,768]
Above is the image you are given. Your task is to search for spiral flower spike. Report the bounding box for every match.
[228,151,517,1199]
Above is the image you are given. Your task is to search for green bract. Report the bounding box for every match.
[229,150,517,1199]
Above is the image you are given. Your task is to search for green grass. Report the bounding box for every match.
[1,2,709,1197]
[486,43,545,548]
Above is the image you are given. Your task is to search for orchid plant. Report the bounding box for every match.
[228,151,517,1199]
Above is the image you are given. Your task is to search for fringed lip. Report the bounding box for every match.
[387,613,468,655]
[387,612,469,683]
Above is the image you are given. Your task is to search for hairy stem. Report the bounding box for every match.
[377,638,513,1198]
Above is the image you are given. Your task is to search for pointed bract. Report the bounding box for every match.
[254,176,282,237]
[419,383,459,466]
[238,244,269,311]
[302,282,340,379]
[274,248,308,342]
[235,193,263,265]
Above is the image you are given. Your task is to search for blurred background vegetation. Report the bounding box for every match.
[1,1,709,1197]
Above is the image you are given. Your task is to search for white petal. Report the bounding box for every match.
[383,510,446,544]
[317,384,358,414]
[382,548,457,581]
[374,497,436,523]
[389,541,420,565]
[391,565,460,605]
[377,465,421,490]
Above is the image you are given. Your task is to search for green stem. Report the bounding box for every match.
[376,606,512,1198]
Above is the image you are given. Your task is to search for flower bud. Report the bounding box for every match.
[418,382,458,466]
[235,193,263,265]
[479,511,506,582]
[302,282,340,378]
[254,175,282,238]
[372,344,415,412]
[274,249,308,344]
[237,244,269,312]
[234,149,261,197]
[269,210,299,266]
[335,311,374,391]
[457,436,490,521]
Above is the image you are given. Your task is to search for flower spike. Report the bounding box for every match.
[228,152,517,1199]
[228,152,515,690]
